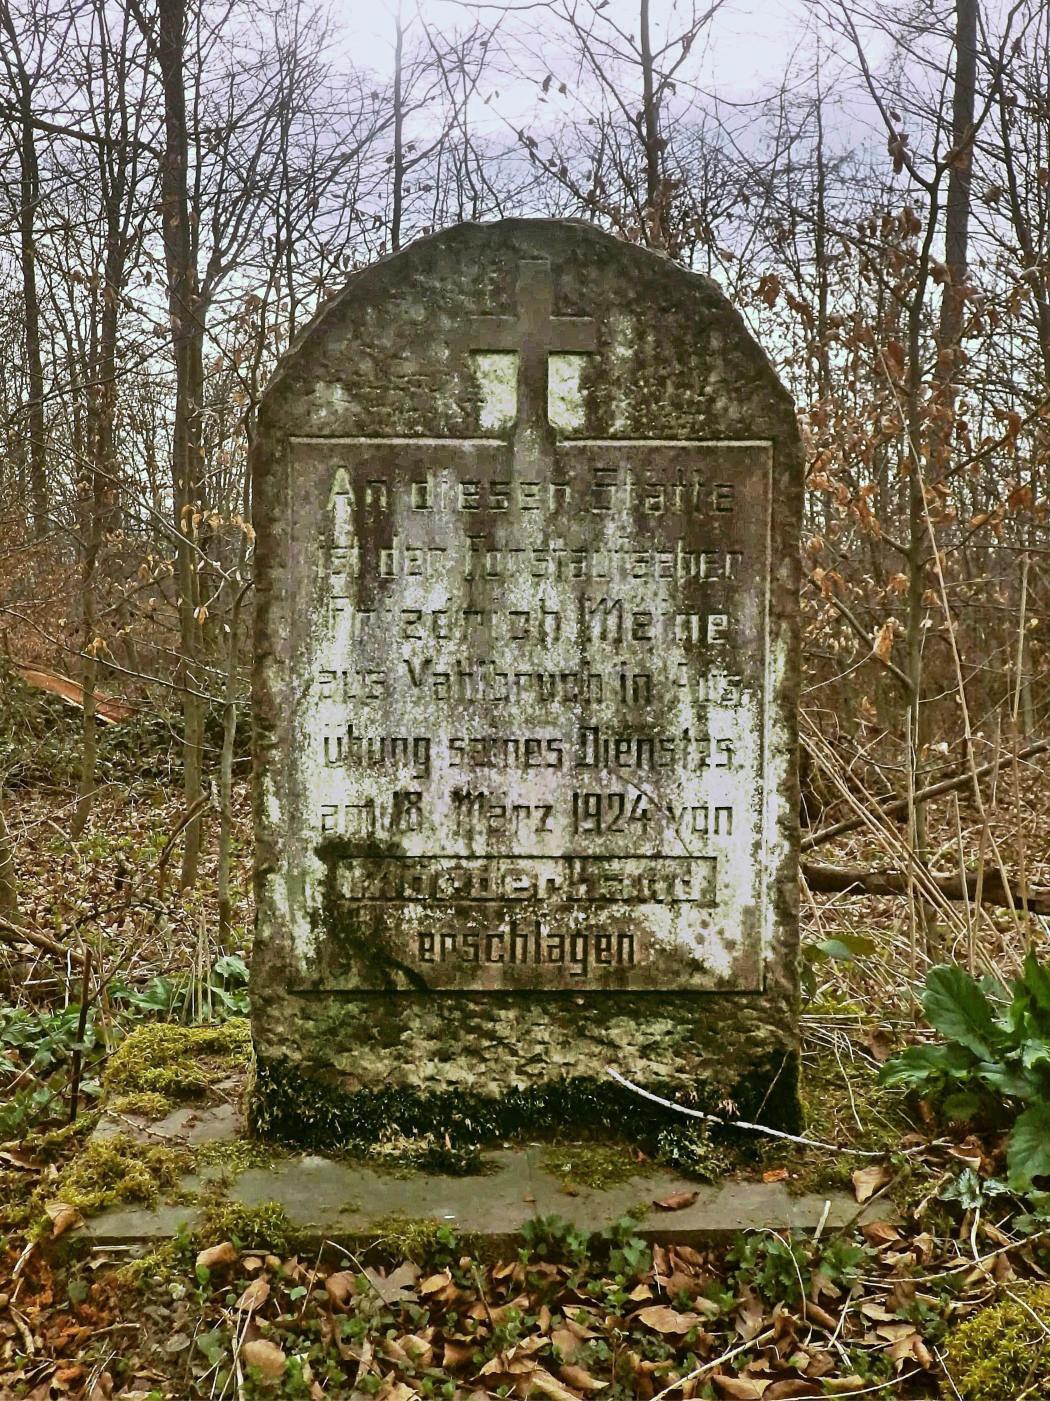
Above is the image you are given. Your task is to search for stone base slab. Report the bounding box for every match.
[79,1143,883,1249]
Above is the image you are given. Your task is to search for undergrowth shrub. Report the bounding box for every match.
[881,955,1050,1191]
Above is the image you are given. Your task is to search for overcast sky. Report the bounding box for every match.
[338,0,899,159]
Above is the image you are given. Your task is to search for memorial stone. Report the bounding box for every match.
[250,219,803,1141]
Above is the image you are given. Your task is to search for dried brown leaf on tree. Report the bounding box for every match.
[872,620,897,663]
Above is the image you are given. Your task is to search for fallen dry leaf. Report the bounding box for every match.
[235,1278,270,1312]
[851,1162,892,1204]
[653,1190,699,1211]
[443,1339,474,1368]
[559,1363,608,1392]
[551,1327,582,1361]
[861,1220,900,1247]
[374,1381,416,1401]
[713,1375,768,1399]
[401,1333,434,1366]
[363,1262,419,1305]
[765,1379,823,1397]
[800,1300,838,1330]
[45,1202,82,1240]
[530,1366,586,1400]
[240,1338,287,1379]
[635,1304,707,1335]
[762,1168,789,1183]
[324,1270,357,1307]
[419,1268,452,1295]
[863,1026,895,1063]
[196,1241,238,1273]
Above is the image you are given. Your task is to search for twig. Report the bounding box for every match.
[67,947,93,1124]
[802,859,1050,914]
[606,1069,884,1156]
[0,912,87,966]
[802,735,1050,852]
[650,1326,776,1400]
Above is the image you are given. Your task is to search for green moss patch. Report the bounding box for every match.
[108,1091,173,1120]
[104,1018,251,1102]
[368,1213,449,1264]
[53,1135,190,1215]
[366,1133,489,1177]
[249,1055,795,1160]
[776,1037,916,1196]
[194,1197,296,1255]
[942,1286,1050,1400]
[195,1139,286,1177]
[541,1142,645,1190]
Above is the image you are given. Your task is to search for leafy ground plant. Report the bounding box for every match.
[881,954,1050,1191]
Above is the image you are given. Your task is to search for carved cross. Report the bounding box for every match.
[469,259,595,448]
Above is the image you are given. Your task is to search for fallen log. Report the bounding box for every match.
[12,664,136,725]
[802,859,1050,916]
[802,735,1050,853]
[0,914,87,965]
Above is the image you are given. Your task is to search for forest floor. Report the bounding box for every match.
[2,685,1050,1400]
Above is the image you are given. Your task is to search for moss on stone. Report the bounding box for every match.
[108,1091,173,1120]
[195,1139,286,1177]
[365,1134,489,1177]
[941,1286,1050,1400]
[654,1125,740,1182]
[53,1135,190,1215]
[104,1018,251,1102]
[541,1142,645,1190]
[21,1116,97,1164]
[249,1053,799,1157]
[368,1212,449,1264]
[776,1040,914,1197]
[115,1238,190,1291]
[194,1197,297,1255]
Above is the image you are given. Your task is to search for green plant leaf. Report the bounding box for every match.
[974,1061,1038,1102]
[879,1040,975,1090]
[1022,1040,1050,1071]
[941,1090,984,1123]
[922,965,1000,1060]
[1006,1103,1050,1192]
[807,933,877,963]
[939,1167,984,1210]
[810,939,856,962]
[1020,951,1050,1019]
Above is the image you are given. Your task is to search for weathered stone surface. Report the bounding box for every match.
[80,1147,881,1247]
[250,219,802,1134]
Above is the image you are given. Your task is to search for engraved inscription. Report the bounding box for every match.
[283,433,772,991]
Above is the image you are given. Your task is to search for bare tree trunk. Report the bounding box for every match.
[391,0,405,252]
[0,798,17,917]
[153,0,206,888]
[938,0,978,367]
[638,0,662,244]
[72,235,121,837]
[0,1,48,537]
[217,580,247,941]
